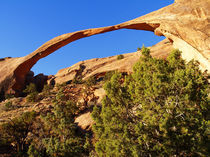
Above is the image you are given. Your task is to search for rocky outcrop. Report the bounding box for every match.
[75,112,94,130]
[0,0,209,96]
[54,39,173,84]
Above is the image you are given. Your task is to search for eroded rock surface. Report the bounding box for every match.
[0,0,209,96]
[54,39,172,84]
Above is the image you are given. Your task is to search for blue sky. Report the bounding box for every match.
[0,0,174,75]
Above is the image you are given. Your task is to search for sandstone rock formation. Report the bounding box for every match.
[75,112,94,130]
[0,0,209,96]
[54,39,172,84]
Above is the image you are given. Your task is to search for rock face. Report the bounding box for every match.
[54,39,172,84]
[0,0,209,96]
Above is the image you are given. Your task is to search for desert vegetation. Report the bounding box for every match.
[23,83,39,103]
[0,48,209,156]
[0,88,91,156]
[117,54,124,60]
[92,48,209,156]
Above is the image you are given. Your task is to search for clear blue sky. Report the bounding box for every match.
[0,0,174,75]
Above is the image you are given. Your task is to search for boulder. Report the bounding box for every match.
[75,112,94,130]
[0,0,209,96]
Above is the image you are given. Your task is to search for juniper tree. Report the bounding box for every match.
[1,111,36,155]
[24,83,38,102]
[39,90,89,157]
[92,48,209,156]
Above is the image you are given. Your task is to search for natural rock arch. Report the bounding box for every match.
[0,0,209,95]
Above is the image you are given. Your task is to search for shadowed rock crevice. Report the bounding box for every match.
[0,0,209,96]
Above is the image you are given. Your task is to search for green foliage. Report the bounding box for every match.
[0,111,36,154]
[92,48,209,156]
[24,83,38,102]
[24,83,37,94]
[55,88,66,102]
[92,73,134,157]
[72,77,83,84]
[85,76,97,87]
[56,82,66,89]
[4,94,14,100]
[39,90,89,156]
[117,54,124,60]
[3,101,16,111]
[0,127,11,153]
[25,89,92,156]
[27,143,43,157]
[141,45,150,57]
[137,47,141,51]
[26,92,38,102]
[42,84,52,96]
[103,71,116,82]
[72,64,86,84]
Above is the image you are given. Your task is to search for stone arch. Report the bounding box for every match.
[0,0,209,95]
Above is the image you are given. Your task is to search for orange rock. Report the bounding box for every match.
[75,111,94,130]
[54,39,172,85]
[0,0,209,96]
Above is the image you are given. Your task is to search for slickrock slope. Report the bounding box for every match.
[54,39,172,84]
[0,0,209,96]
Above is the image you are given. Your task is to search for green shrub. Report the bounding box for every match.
[92,48,209,156]
[0,111,36,154]
[72,64,85,85]
[26,92,38,102]
[24,83,38,102]
[72,77,83,84]
[4,94,14,100]
[27,144,41,157]
[3,101,15,111]
[55,89,66,102]
[42,84,52,96]
[85,76,97,87]
[24,83,37,94]
[117,54,124,60]
[40,91,89,156]
[103,71,116,82]
[56,82,66,89]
